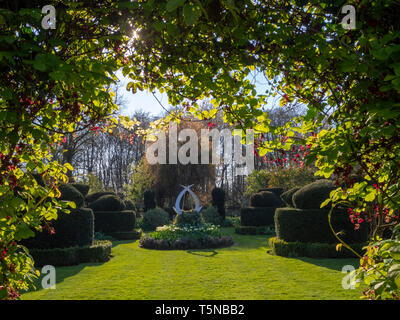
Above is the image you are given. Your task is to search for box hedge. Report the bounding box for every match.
[292,179,336,209]
[269,237,366,258]
[76,241,112,263]
[240,207,276,227]
[30,246,78,266]
[93,210,136,233]
[30,241,112,267]
[89,194,125,212]
[274,207,369,244]
[22,208,94,249]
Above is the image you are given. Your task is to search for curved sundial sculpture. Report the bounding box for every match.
[174,185,202,215]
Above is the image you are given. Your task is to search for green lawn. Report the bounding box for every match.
[22,228,363,300]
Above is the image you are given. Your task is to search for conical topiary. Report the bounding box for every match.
[211,187,226,222]
[144,190,156,212]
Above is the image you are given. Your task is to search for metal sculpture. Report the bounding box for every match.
[174,185,202,215]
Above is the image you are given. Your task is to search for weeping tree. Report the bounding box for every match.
[144,119,216,208]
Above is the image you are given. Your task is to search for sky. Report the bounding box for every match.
[115,70,168,117]
[115,70,272,118]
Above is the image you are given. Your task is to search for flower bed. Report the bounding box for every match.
[139,224,234,250]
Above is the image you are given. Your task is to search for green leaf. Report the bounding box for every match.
[64,163,74,171]
[33,59,46,72]
[166,0,185,12]
[365,191,376,202]
[15,222,35,241]
[339,60,356,73]
[67,201,76,209]
[183,4,197,25]
[49,70,66,81]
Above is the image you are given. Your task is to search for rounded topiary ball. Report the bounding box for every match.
[59,184,85,208]
[292,180,336,209]
[200,206,222,226]
[70,183,90,197]
[250,191,282,207]
[89,194,125,212]
[258,187,285,197]
[86,191,117,203]
[142,208,169,231]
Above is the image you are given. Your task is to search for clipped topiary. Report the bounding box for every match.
[274,207,369,244]
[258,187,285,198]
[144,190,156,211]
[30,240,112,267]
[269,237,365,258]
[280,187,300,207]
[89,194,125,212]
[211,187,226,221]
[86,191,116,203]
[70,183,90,197]
[240,207,276,226]
[174,211,202,227]
[200,206,222,225]
[93,210,136,233]
[124,199,135,210]
[142,208,169,231]
[22,208,94,249]
[250,191,282,208]
[292,180,336,209]
[59,184,85,208]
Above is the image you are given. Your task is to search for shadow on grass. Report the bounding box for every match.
[186,249,218,257]
[297,257,360,272]
[23,241,131,295]
[25,261,99,295]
